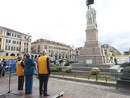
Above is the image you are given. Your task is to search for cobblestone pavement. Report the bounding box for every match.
[0,75,130,98]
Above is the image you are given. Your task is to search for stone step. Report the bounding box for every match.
[72,67,110,72]
[71,63,114,68]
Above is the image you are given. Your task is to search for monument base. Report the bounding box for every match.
[79,55,105,64]
[79,47,106,64]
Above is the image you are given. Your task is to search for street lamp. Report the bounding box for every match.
[19,34,22,56]
[26,33,31,54]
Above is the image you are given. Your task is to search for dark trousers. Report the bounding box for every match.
[0,67,2,78]
[25,75,33,94]
[18,76,24,90]
[2,68,5,76]
[39,74,49,95]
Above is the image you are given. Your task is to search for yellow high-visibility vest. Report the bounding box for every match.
[38,56,48,74]
[16,60,24,76]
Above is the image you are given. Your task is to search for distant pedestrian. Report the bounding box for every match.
[109,50,114,63]
[24,54,36,94]
[16,56,24,90]
[37,50,51,97]
[0,59,3,78]
[114,57,118,65]
[2,58,7,77]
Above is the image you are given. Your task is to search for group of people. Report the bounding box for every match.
[16,50,51,97]
[0,58,7,78]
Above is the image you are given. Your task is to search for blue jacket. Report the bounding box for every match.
[24,58,35,76]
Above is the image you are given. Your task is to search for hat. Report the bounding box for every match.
[17,56,22,59]
[25,53,30,58]
[41,50,47,55]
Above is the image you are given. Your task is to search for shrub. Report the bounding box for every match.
[51,65,62,72]
[63,66,72,73]
[121,62,130,67]
[64,61,77,66]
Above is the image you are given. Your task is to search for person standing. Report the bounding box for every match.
[114,57,118,65]
[16,56,24,90]
[109,50,114,63]
[2,58,7,77]
[37,50,51,96]
[24,54,35,94]
[0,59,3,78]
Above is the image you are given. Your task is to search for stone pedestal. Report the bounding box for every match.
[79,25,106,64]
[79,47,105,64]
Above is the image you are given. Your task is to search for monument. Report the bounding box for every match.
[79,0,105,64]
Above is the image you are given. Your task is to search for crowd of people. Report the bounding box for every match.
[0,50,51,97]
[0,50,118,97]
[15,50,51,97]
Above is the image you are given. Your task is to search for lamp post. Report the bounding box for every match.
[26,33,31,54]
[19,34,22,56]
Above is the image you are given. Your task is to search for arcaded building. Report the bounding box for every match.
[31,39,73,60]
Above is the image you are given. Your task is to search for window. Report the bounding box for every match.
[12,33,14,37]
[6,53,8,56]
[44,45,47,49]
[14,47,16,51]
[17,34,20,38]
[6,39,8,43]
[8,46,10,50]
[9,40,11,43]
[7,32,11,36]
[11,46,13,50]
[13,41,16,44]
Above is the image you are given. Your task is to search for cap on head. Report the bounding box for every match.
[17,56,22,60]
[41,50,47,55]
[25,54,30,58]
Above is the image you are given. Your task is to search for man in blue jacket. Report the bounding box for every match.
[24,54,36,94]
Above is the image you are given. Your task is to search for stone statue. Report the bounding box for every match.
[86,6,97,27]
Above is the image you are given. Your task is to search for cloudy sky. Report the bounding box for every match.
[0,0,130,53]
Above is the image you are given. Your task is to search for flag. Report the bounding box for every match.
[86,0,94,6]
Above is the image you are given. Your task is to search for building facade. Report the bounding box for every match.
[101,44,121,56]
[31,39,73,61]
[0,26,31,56]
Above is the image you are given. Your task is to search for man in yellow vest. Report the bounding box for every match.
[16,56,24,90]
[109,50,114,63]
[37,50,51,97]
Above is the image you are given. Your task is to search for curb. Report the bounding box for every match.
[50,75,116,87]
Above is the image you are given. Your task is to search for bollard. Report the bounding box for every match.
[106,77,107,82]
[96,74,98,81]
[88,75,89,80]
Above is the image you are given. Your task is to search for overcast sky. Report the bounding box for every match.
[0,0,130,53]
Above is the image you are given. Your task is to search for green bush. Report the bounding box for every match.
[62,66,72,73]
[51,65,62,72]
[64,61,77,66]
[121,62,130,67]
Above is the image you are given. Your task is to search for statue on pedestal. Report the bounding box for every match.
[86,6,97,27]
[86,0,97,27]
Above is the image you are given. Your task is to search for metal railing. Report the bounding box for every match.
[51,71,122,83]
